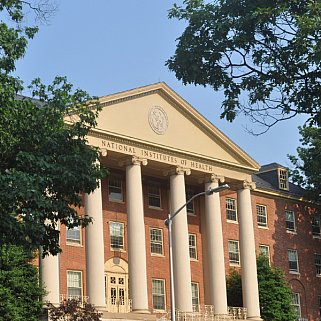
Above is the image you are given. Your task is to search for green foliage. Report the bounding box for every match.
[257,255,297,321]
[226,255,297,321]
[226,269,243,307]
[0,245,44,321]
[168,0,321,131]
[47,299,102,321]
[0,1,106,256]
[289,125,321,203]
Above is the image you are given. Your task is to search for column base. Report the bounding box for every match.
[132,309,151,314]
[247,317,263,321]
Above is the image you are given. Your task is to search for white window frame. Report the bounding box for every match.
[108,174,123,202]
[228,240,240,266]
[150,228,163,256]
[278,169,289,190]
[259,244,270,264]
[152,279,166,311]
[109,221,124,251]
[256,204,268,228]
[226,198,237,222]
[291,292,301,318]
[66,225,81,245]
[288,249,299,273]
[191,282,200,311]
[315,253,321,276]
[189,233,197,260]
[148,183,162,209]
[285,210,296,232]
[67,270,83,299]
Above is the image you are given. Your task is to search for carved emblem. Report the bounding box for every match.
[148,106,168,135]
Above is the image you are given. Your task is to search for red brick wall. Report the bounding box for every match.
[57,174,321,320]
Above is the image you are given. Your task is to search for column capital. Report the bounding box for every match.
[99,148,108,157]
[163,166,191,177]
[199,173,225,184]
[119,156,148,167]
[241,180,256,190]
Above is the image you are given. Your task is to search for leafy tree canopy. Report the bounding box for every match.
[0,1,105,256]
[0,245,44,321]
[289,125,321,203]
[167,0,321,132]
[226,255,297,321]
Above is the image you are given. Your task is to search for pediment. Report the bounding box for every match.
[93,83,259,172]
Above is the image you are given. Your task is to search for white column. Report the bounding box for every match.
[85,167,106,308]
[40,249,60,305]
[169,167,193,312]
[205,175,228,315]
[238,181,262,321]
[126,156,149,313]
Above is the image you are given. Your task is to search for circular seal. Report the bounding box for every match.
[148,106,168,135]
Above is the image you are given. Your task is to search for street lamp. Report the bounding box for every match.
[165,184,230,321]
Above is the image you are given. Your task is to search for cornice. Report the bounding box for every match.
[88,128,257,174]
[100,89,159,108]
[253,187,306,202]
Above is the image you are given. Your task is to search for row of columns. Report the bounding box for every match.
[40,157,261,320]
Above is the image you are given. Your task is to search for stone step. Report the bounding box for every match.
[100,311,156,321]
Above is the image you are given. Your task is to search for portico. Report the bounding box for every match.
[41,83,262,320]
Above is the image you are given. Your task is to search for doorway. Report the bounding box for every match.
[105,258,130,313]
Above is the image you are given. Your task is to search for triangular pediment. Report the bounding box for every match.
[92,83,259,172]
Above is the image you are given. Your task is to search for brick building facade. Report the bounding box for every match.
[40,83,321,321]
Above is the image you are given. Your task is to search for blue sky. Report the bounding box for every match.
[15,0,305,167]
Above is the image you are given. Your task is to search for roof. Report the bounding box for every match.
[253,164,306,197]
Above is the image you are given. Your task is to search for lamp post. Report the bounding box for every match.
[165,184,230,321]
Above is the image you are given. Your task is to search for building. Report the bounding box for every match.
[40,83,321,321]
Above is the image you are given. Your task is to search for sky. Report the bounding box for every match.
[15,0,306,168]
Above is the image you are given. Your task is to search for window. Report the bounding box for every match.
[189,234,197,259]
[285,210,296,232]
[228,240,240,265]
[67,271,82,298]
[291,293,301,318]
[148,184,161,208]
[315,254,321,276]
[312,214,321,236]
[191,283,200,310]
[226,198,237,222]
[288,249,299,273]
[279,169,289,190]
[152,279,165,310]
[256,204,268,227]
[150,228,163,255]
[186,189,195,215]
[66,226,81,245]
[259,245,270,263]
[108,174,123,202]
[318,295,321,318]
[109,221,124,250]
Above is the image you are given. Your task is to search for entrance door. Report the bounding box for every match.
[106,273,129,313]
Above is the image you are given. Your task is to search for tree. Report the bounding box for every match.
[226,269,243,307]
[226,255,297,321]
[0,245,44,321]
[47,299,102,321]
[289,125,321,203]
[167,0,321,132]
[0,1,105,256]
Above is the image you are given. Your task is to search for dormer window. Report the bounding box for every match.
[278,169,289,190]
